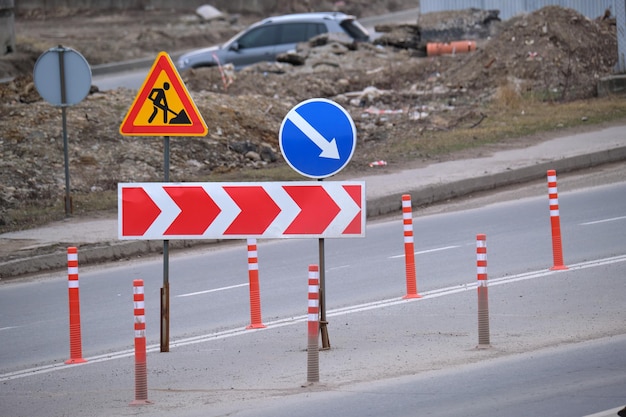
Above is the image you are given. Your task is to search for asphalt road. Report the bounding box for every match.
[1,181,625,370]
[0,176,625,416]
[209,334,626,417]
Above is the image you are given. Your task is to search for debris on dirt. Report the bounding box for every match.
[417,8,501,42]
[368,160,388,167]
[373,8,500,53]
[0,5,619,230]
[443,6,617,101]
[195,5,225,22]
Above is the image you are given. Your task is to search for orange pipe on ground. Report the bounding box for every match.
[427,41,476,56]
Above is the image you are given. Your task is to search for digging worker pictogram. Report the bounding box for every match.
[147,81,191,125]
[148,82,170,124]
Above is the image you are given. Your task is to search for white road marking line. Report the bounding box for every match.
[388,245,460,259]
[580,215,626,226]
[328,265,351,271]
[3,254,626,382]
[0,326,17,332]
[176,283,249,298]
[582,406,626,417]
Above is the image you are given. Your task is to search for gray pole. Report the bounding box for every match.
[317,178,330,350]
[616,0,626,73]
[0,0,16,55]
[318,237,330,349]
[161,136,170,352]
[58,46,71,216]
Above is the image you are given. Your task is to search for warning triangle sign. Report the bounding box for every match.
[119,52,208,137]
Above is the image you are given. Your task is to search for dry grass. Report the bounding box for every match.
[3,190,118,229]
[388,94,626,158]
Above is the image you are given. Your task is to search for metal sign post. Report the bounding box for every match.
[61,109,71,214]
[161,136,170,352]
[33,46,91,217]
[318,237,330,349]
[317,177,330,350]
[58,49,71,215]
[616,0,626,73]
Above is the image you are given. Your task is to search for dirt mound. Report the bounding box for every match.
[444,6,617,100]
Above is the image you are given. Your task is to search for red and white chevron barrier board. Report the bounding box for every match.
[118,181,366,240]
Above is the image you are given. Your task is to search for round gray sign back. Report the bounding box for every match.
[34,46,92,106]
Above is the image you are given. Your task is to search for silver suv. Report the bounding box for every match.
[177,12,370,71]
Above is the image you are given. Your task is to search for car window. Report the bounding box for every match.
[278,22,327,44]
[340,19,369,41]
[238,25,280,49]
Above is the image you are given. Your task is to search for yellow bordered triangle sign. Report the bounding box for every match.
[119,52,208,136]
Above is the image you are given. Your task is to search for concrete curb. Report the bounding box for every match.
[1,145,625,279]
[365,145,626,217]
[91,57,155,76]
[0,238,221,279]
[91,52,187,76]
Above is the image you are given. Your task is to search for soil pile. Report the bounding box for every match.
[444,6,617,100]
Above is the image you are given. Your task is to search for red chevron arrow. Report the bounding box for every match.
[164,186,221,235]
[122,187,162,236]
[342,184,363,235]
[224,186,281,235]
[283,185,340,234]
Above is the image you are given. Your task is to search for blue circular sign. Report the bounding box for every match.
[279,98,357,179]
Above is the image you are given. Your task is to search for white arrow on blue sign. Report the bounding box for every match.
[279,98,357,179]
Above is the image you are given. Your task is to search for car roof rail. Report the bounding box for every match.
[262,11,351,24]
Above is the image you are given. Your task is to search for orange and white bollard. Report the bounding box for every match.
[246,239,266,329]
[307,265,320,383]
[130,279,151,406]
[476,234,490,348]
[402,195,421,299]
[547,170,568,270]
[65,247,86,364]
